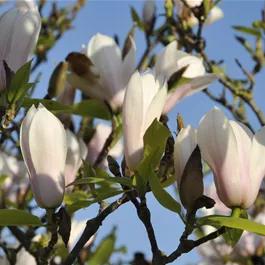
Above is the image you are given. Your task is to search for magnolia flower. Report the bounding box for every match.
[155,41,219,114]
[205,7,224,26]
[197,106,265,209]
[68,33,136,111]
[20,104,67,209]
[199,186,265,265]
[0,153,29,203]
[0,4,41,91]
[86,123,123,168]
[123,69,167,170]
[174,0,203,12]
[65,130,88,190]
[174,0,223,27]
[142,0,156,26]
[68,220,95,249]
[174,125,203,210]
[15,0,37,10]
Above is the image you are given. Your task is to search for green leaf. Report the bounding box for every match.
[63,190,91,205]
[72,100,111,120]
[130,7,144,31]
[8,60,33,103]
[232,26,262,37]
[67,176,134,187]
[22,98,111,120]
[161,174,176,188]
[67,190,125,214]
[149,170,181,214]
[223,209,248,247]
[0,209,43,226]
[137,119,171,181]
[253,21,265,31]
[203,0,210,17]
[88,231,116,265]
[197,215,265,236]
[22,98,73,112]
[0,174,9,185]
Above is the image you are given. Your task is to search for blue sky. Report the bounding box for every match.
[5,0,265,264]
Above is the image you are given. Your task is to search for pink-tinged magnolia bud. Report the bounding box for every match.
[20,104,67,209]
[154,41,219,114]
[67,33,136,111]
[122,69,167,170]
[198,106,265,209]
[65,130,88,191]
[86,123,123,168]
[0,4,41,91]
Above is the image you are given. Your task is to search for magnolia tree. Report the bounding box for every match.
[0,0,265,264]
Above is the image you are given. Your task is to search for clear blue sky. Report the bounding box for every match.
[7,0,265,264]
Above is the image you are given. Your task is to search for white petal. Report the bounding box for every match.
[144,78,167,132]
[28,105,67,208]
[87,33,122,96]
[120,36,136,89]
[205,6,224,25]
[197,107,241,207]
[247,126,265,208]
[67,73,104,100]
[4,8,41,71]
[163,74,219,114]
[174,125,197,185]
[141,69,160,116]
[65,130,80,187]
[15,0,37,11]
[122,71,144,170]
[155,41,179,80]
[20,104,37,182]
[229,121,252,206]
[176,54,205,78]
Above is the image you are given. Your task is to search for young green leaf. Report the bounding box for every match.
[222,209,248,247]
[232,26,262,38]
[197,214,265,236]
[88,230,116,265]
[0,209,43,226]
[149,169,181,215]
[137,119,171,181]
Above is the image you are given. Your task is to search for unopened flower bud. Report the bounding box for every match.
[48,62,68,98]
[20,104,67,209]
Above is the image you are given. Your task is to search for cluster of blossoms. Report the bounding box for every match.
[2,0,265,264]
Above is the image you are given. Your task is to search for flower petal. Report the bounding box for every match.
[205,6,224,25]
[163,74,219,114]
[28,104,67,208]
[247,126,265,208]
[122,71,144,170]
[144,77,167,131]
[120,36,136,89]
[87,33,122,96]
[197,106,241,207]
